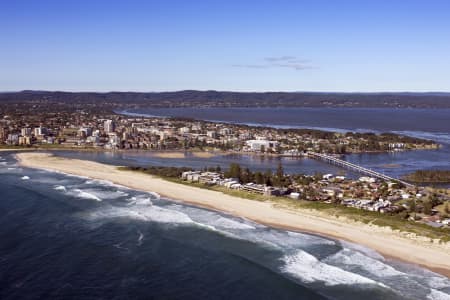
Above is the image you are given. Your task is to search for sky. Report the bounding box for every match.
[1,0,450,92]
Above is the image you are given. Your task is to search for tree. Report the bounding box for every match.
[313,172,323,182]
[407,199,416,213]
[423,200,433,215]
[241,167,253,184]
[445,202,450,214]
[255,171,264,184]
[274,161,285,187]
[225,163,241,181]
[264,169,273,186]
[429,193,440,207]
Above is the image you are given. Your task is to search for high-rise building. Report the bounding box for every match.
[0,127,8,144]
[104,120,116,133]
[34,127,47,136]
[21,127,32,137]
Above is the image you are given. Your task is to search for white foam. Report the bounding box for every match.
[240,229,335,251]
[69,189,102,201]
[84,178,134,191]
[426,277,450,290]
[324,248,404,278]
[286,231,336,246]
[166,204,258,231]
[82,189,128,200]
[86,205,194,224]
[339,240,385,260]
[127,195,153,206]
[54,185,66,191]
[137,230,144,246]
[409,269,450,290]
[21,176,30,180]
[210,216,256,230]
[148,192,161,200]
[427,289,450,300]
[281,250,383,286]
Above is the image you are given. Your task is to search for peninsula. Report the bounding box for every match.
[16,152,450,277]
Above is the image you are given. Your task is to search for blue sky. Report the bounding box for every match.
[1,0,450,92]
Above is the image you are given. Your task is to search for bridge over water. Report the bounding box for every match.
[307,152,414,187]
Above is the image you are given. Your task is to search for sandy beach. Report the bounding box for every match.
[150,151,218,159]
[16,152,450,277]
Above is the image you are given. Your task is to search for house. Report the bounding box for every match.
[289,192,301,199]
[245,140,279,152]
[323,174,334,181]
[359,176,376,183]
[181,171,201,182]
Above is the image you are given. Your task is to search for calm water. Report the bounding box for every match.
[123,107,450,134]
[1,152,449,300]
[123,107,450,183]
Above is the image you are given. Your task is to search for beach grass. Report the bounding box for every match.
[120,167,450,243]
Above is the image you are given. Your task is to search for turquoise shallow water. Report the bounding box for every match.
[0,152,449,300]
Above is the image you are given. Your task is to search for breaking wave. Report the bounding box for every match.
[427,289,450,300]
[85,205,194,224]
[54,185,66,191]
[68,189,102,201]
[281,250,383,286]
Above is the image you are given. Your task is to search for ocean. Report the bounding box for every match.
[2,107,450,299]
[1,152,449,300]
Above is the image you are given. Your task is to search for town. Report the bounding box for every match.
[0,107,438,154]
[1,107,449,228]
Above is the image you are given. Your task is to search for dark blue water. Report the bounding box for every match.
[1,152,449,299]
[123,107,450,134]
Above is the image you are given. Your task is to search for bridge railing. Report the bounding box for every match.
[307,152,413,187]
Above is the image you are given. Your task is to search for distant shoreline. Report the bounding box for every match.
[3,90,450,109]
[402,170,450,184]
[16,152,450,277]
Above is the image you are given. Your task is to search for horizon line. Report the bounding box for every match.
[1,89,450,95]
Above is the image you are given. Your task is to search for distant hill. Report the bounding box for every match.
[1,90,450,108]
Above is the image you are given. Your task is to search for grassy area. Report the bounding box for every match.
[119,167,450,243]
[403,170,450,183]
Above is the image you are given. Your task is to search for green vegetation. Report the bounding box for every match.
[119,165,450,243]
[117,165,193,178]
[222,162,290,187]
[403,170,450,183]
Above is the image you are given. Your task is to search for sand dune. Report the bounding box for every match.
[16,152,450,277]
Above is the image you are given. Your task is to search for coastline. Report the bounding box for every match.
[15,152,450,277]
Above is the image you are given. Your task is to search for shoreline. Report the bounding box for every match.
[15,152,450,277]
[0,144,440,156]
